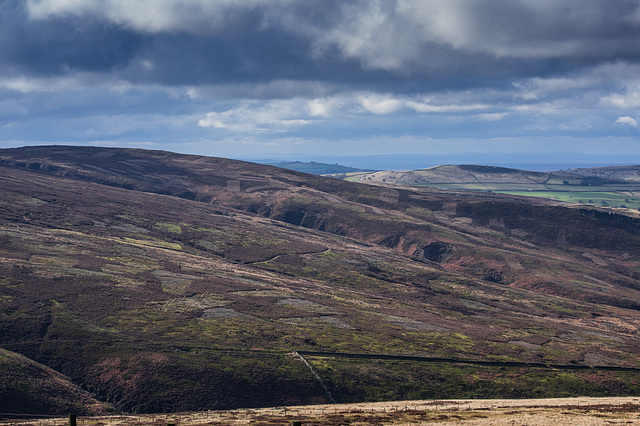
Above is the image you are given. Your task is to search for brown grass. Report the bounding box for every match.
[7,397,640,425]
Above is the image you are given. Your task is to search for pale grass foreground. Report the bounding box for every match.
[5,396,640,425]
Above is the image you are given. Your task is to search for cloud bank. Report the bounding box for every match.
[1,0,640,158]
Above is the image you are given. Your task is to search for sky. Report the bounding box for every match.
[2,0,640,164]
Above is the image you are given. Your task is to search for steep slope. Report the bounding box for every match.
[2,146,640,412]
[0,348,112,418]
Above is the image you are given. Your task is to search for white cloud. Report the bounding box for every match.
[0,76,83,93]
[306,98,344,118]
[475,113,507,122]
[310,2,421,72]
[0,73,150,95]
[196,91,508,134]
[406,100,488,113]
[615,116,638,127]
[198,75,640,138]
[601,82,640,109]
[513,76,597,101]
[182,80,335,102]
[357,94,403,115]
[198,99,314,133]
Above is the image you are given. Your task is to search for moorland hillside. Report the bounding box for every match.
[2,146,640,414]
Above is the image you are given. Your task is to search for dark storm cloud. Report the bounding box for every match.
[4,0,638,89]
[0,0,375,88]
[123,28,324,85]
[0,0,147,76]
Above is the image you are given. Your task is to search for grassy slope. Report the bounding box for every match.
[2,147,640,412]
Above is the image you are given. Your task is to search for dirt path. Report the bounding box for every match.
[6,397,640,425]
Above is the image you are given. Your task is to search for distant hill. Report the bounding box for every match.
[354,164,553,187]
[264,160,372,175]
[565,165,640,182]
[246,153,640,172]
[348,164,640,209]
[2,146,640,414]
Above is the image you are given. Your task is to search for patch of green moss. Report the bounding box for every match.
[0,294,14,303]
[318,250,342,259]
[119,237,182,251]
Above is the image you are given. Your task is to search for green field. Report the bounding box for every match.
[497,188,640,209]
[412,181,640,209]
[404,180,640,210]
[423,183,547,191]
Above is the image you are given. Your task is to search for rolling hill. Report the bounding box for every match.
[348,164,640,210]
[2,146,640,414]
[348,164,621,189]
[566,164,640,182]
[354,164,555,188]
